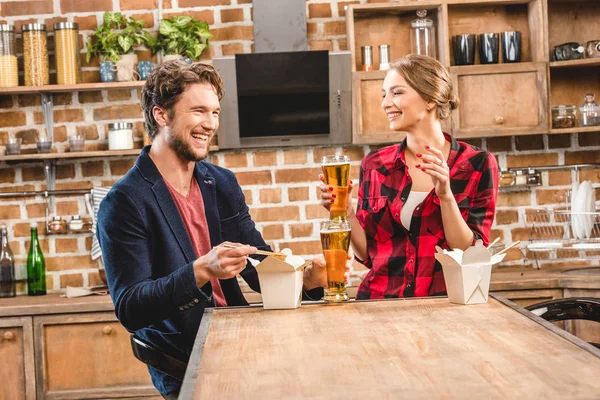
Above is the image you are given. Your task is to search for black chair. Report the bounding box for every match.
[525,297,600,349]
[130,335,188,382]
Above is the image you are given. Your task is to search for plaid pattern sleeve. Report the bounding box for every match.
[355,135,498,300]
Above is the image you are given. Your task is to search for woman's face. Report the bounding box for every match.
[381,69,431,132]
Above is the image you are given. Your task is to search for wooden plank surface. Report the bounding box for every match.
[0,81,146,95]
[0,293,114,318]
[183,297,600,399]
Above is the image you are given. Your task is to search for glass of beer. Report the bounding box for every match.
[321,155,351,222]
[320,220,351,303]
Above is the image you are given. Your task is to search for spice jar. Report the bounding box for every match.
[47,216,67,233]
[499,169,515,186]
[0,25,18,88]
[579,93,600,127]
[514,170,527,186]
[360,46,373,72]
[410,10,436,59]
[379,44,391,71]
[54,22,81,85]
[68,215,83,231]
[22,24,49,86]
[551,105,577,129]
[108,122,134,150]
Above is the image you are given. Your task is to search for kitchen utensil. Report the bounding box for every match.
[452,34,476,65]
[36,136,52,153]
[487,237,500,249]
[495,241,521,256]
[220,243,287,259]
[410,10,436,58]
[501,31,521,63]
[478,33,499,64]
[68,135,85,152]
[5,137,21,155]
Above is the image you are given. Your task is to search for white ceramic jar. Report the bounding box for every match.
[108,122,134,150]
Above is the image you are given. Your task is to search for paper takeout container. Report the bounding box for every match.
[255,256,305,310]
[435,240,506,305]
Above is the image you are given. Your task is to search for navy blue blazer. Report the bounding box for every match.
[97,147,270,394]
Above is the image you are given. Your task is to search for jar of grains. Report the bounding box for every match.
[0,25,18,88]
[22,24,49,86]
[54,22,81,85]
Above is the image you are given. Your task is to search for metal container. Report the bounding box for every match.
[360,45,373,71]
[379,44,391,70]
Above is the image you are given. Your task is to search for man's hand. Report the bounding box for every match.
[303,252,353,291]
[193,242,257,287]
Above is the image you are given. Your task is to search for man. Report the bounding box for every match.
[97,61,326,398]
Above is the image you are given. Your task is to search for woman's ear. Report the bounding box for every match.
[426,102,435,112]
[153,106,169,127]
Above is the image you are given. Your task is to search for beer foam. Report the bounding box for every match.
[320,229,351,234]
[323,162,350,166]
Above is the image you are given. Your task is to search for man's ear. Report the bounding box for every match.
[153,106,169,127]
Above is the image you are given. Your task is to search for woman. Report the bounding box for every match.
[319,54,498,299]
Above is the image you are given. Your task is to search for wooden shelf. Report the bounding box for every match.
[449,62,540,75]
[0,81,146,95]
[0,146,219,162]
[550,126,600,134]
[549,59,600,69]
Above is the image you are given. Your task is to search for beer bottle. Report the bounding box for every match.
[0,224,16,298]
[27,223,46,296]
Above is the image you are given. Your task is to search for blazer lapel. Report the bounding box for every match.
[195,163,221,247]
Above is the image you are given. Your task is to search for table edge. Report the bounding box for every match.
[179,308,213,399]
[491,293,600,359]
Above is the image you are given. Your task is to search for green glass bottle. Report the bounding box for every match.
[27,223,46,296]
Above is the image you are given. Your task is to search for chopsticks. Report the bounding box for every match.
[220,243,287,258]
[495,241,521,256]
[487,237,500,249]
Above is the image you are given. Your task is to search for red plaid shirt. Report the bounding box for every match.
[355,134,498,300]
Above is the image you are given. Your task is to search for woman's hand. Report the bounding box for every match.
[416,145,452,200]
[318,174,354,213]
[304,251,354,290]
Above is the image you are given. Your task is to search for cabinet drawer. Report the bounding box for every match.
[0,317,35,400]
[34,312,156,399]
[450,63,548,137]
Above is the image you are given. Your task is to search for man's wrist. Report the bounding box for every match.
[193,258,210,288]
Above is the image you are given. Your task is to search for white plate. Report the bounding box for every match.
[570,182,580,239]
[583,181,595,239]
[527,242,563,250]
[574,182,587,240]
[572,243,600,249]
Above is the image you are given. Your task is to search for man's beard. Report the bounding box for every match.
[167,130,208,162]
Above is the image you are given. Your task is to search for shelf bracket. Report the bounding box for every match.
[44,160,56,213]
[41,93,53,141]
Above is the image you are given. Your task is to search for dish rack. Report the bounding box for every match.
[524,208,600,268]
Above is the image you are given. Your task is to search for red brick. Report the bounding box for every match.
[486,137,512,152]
[223,153,248,168]
[93,104,142,120]
[307,22,319,38]
[88,270,105,286]
[163,10,214,25]
[1,0,53,16]
[56,238,78,253]
[22,166,45,182]
[277,240,320,256]
[565,150,600,165]
[284,149,307,165]
[222,43,244,56]
[179,0,230,6]
[579,168,600,182]
[18,94,41,107]
[515,135,544,151]
[74,15,98,31]
[250,206,299,222]
[338,1,360,17]
[53,93,73,106]
[12,222,44,238]
[53,126,67,143]
[0,96,13,109]
[44,17,67,30]
[132,13,155,29]
[56,164,75,180]
[262,224,284,241]
[308,3,332,18]
[235,170,271,186]
[536,189,568,205]
[79,91,103,103]
[0,205,20,220]
[337,38,347,51]
[253,151,277,167]
[81,161,105,177]
[76,125,99,140]
[288,187,309,202]
[308,39,333,51]
[305,204,329,220]
[275,167,321,184]
[323,21,346,36]
[211,25,253,42]
[547,170,571,186]
[341,146,365,162]
[578,132,600,147]
[59,273,84,287]
[290,223,313,238]
[107,89,132,102]
[242,189,252,205]
[495,210,519,225]
[82,70,101,83]
[25,238,49,254]
[33,111,44,125]
[120,0,156,10]
[0,169,15,184]
[60,0,112,13]
[221,8,245,23]
[25,204,46,219]
[259,188,281,204]
[0,112,26,128]
[110,159,135,176]
[54,109,84,123]
[57,201,79,216]
[506,153,558,168]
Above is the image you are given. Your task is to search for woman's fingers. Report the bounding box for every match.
[425,145,446,163]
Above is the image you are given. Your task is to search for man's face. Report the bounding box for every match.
[164,82,220,162]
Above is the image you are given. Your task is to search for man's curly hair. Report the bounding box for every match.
[141,61,225,141]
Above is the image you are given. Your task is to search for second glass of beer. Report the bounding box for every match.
[320,220,351,303]
[322,155,350,222]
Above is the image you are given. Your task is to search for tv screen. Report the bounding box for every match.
[235,50,330,138]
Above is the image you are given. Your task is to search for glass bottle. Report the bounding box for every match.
[0,24,18,88]
[27,223,46,296]
[22,23,49,86]
[54,22,81,85]
[579,93,600,127]
[0,225,16,298]
[410,10,436,59]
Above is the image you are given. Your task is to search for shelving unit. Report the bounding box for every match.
[0,81,146,95]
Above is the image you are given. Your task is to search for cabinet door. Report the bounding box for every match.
[0,317,35,400]
[34,312,157,399]
[450,63,548,138]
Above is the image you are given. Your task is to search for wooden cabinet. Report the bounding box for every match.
[0,295,158,399]
[0,317,35,400]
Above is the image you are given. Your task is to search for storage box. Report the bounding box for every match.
[255,252,307,310]
[434,240,506,305]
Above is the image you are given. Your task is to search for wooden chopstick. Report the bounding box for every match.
[487,237,501,249]
[495,241,521,256]
[220,243,287,258]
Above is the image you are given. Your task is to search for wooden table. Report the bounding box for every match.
[179,295,600,399]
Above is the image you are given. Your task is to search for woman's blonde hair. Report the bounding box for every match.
[389,54,459,120]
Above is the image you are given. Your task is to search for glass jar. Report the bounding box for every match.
[0,25,18,88]
[579,93,600,127]
[410,10,436,59]
[47,216,67,234]
[54,22,81,85]
[514,170,527,186]
[108,122,134,150]
[68,215,83,231]
[551,105,577,129]
[22,24,49,86]
[499,169,515,186]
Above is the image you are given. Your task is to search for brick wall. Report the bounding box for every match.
[0,0,599,293]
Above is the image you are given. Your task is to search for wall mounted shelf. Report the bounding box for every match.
[0,81,146,96]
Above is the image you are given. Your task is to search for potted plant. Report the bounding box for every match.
[147,16,212,63]
[86,12,153,82]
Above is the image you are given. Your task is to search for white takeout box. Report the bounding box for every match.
[255,252,306,310]
[435,240,506,305]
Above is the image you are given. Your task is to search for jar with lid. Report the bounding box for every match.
[360,45,373,71]
[68,215,83,231]
[108,122,134,150]
[22,24,49,86]
[551,105,577,129]
[0,25,18,88]
[514,170,527,186]
[410,10,436,59]
[379,44,391,71]
[499,169,515,187]
[579,93,600,127]
[47,216,67,234]
[54,22,81,85]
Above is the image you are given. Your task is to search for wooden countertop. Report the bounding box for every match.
[180,295,600,399]
[0,293,114,318]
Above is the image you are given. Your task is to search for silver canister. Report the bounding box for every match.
[361,45,373,71]
[379,44,391,70]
